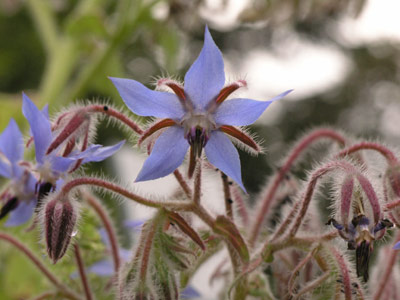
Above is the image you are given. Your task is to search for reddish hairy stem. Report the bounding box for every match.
[232,186,249,226]
[193,160,202,205]
[336,141,399,164]
[287,161,358,238]
[221,173,234,219]
[288,247,317,295]
[373,233,400,300]
[84,192,120,272]
[73,244,93,300]
[385,198,400,210]
[0,232,82,300]
[249,128,346,247]
[330,247,352,300]
[87,105,143,134]
[139,223,156,284]
[59,177,193,211]
[173,169,192,199]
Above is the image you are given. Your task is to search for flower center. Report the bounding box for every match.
[181,113,216,156]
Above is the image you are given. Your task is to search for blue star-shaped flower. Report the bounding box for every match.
[22,93,125,184]
[111,26,291,190]
[0,119,37,226]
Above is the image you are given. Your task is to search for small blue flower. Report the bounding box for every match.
[22,93,125,184]
[0,119,37,226]
[111,26,291,190]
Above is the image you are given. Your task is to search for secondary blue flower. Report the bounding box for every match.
[22,93,125,184]
[0,119,37,226]
[111,26,291,190]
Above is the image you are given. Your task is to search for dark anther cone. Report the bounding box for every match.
[0,197,19,220]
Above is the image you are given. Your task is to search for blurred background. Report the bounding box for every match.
[1,0,400,298]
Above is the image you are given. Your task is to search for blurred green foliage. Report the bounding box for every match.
[2,0,400,298]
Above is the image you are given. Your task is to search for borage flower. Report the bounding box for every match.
[0,119,37,226]
[111,26,291,190]
[22,93,125,198]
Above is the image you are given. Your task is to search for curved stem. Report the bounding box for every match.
[249,128,346,247]
[84,191,120,273]
[286,161,357,239]
[73,244,94,300]
[221,173,233,220]
[173,170,192,199]
[336,141,399,164]
[373,233,400,300]
[87,105,143,134]
[59,177,193,211]
[330,247,352,300]
[0,232,82,300]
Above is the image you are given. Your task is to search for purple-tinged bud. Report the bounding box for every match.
[44,197,77,263]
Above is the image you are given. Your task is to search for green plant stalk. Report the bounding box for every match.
[26,0,58,55]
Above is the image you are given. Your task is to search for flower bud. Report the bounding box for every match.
[44,197,77,263]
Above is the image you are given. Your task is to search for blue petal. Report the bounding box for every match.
[123,219,145,231]
[109,77,185,119]
[0,119,24,164]
[204,131,245,191]
[87,260,114,276]
[136,126,189,181]
[0,160,11,178]
[80,141,125,164]
[50,156,76,173]
[181,285,201,299]
[98,228,110,247]
[119,248,131,261]
[22,93,52,164]
[184,26,225,109]
[214,90,292,126]
[41,104,50,120]
[394,241,400,250]
[4,198,36,227]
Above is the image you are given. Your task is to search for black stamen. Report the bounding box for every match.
[0,197,19,219]
[36,182,54,212]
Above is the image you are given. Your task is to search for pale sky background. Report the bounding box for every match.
[115,0,400,298]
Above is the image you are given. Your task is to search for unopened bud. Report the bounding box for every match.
[44,197,77,263]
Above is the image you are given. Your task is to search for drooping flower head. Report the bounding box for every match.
[111,26,292,190]
[22,93,125,186]
[0,119,37,226]
[0,94,124,222]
